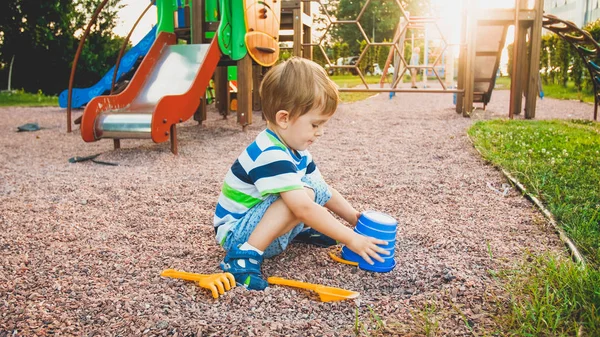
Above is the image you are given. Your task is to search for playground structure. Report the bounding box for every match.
[58,25,157,109]
[291,0,546,118]
[542,13,600,121]
[64,0,599,154]
[67,0,283,154]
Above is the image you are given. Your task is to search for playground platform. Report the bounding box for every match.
[0,91,591,335]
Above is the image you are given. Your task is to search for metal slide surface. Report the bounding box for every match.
[473,23,508,105]
[58,26,158,108]
[81,32,221,143]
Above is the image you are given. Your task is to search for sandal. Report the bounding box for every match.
[220,246,268,290]
[292,228,338,248]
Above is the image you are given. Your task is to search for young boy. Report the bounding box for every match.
[213,57,388,290]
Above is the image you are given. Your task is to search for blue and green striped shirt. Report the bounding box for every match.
[214,129,323,243]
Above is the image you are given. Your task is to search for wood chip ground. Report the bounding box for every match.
[0,90,591,336]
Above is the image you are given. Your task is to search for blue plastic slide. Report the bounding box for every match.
[59,25,157,108]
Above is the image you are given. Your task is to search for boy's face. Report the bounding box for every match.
[278,108,330,151]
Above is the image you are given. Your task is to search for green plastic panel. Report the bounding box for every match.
[228,66,237,81]
[230,0,247,60]
[217,0,233,56]
[217,0,247,60]
[156,0,176,34]
[206,0,219,22]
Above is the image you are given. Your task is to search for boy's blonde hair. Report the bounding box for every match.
[260,57,339,124]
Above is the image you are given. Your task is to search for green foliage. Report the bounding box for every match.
[325,0,430,55]
[507,43,513,78]
[534,19,600,96]
[0,0,125,95]
[0,89,58,106]
[278,49,292,62]
[556,38,570,87]
[571,51,584,91]
[311,45,327,67]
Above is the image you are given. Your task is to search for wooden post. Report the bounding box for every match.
[302,2,312,59]
[293,7,302,57]
[113,139,121,150]
[456,3,468,113]
[462,0,477,116]
[513,20,528,116]
[252,65,262,111]
[509,0,522,118]
[214,66,228,117]
[525,0,543,119]
[170,124,178,155]
[192,0,207,123]
[237,54,253,127]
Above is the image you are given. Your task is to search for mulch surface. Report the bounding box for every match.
[0,90,592,336]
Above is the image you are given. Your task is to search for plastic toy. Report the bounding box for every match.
[330,211,398,273]
[161,269,236,299]
[267,277,359,302]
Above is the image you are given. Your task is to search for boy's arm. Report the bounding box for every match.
[280,189,388,264]
[324,187,360,226]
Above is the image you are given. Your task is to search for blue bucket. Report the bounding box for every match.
[355,225,396,242]
[359,258,396,272]
[355,211,398,241]
[342,245,396,273]
[341,211,398,273]
[357,211,397,230]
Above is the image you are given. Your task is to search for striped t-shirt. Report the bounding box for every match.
[214,129,325,244]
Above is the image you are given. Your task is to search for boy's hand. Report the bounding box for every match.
[346,233,389,265]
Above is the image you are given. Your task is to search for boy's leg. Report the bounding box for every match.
[291,176,337,247]
[223,187,315,253]
[220,187,315,290]
[247,187,314,250]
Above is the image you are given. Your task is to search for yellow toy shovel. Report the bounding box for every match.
[161,269,236,299]
[267,276,359,302]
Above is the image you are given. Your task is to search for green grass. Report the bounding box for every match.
[354,305,386,336]
[500,253,600,336]
[0,89,58,107]
[494,76,511,90]
[330,74,387,103]
[543,82,595,103]
[468,119,600,335]
[494,76,595,103]
[412,301,441,336]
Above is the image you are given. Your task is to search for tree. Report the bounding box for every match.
[326,0,431,55]
[556,38,570,87]
[0,0,125,95]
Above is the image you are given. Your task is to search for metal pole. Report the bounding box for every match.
[424,24,429,88]
[372,14,375,41]
[67,0,110,133]
[7,55,14,91]
[111,3,153,94]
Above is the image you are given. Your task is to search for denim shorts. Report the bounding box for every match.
[221,175,332,258]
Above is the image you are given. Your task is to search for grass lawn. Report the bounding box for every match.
[494,76,595,103]
[0,90,58,107]
[469,119,600,336]
[330,74,389,103]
